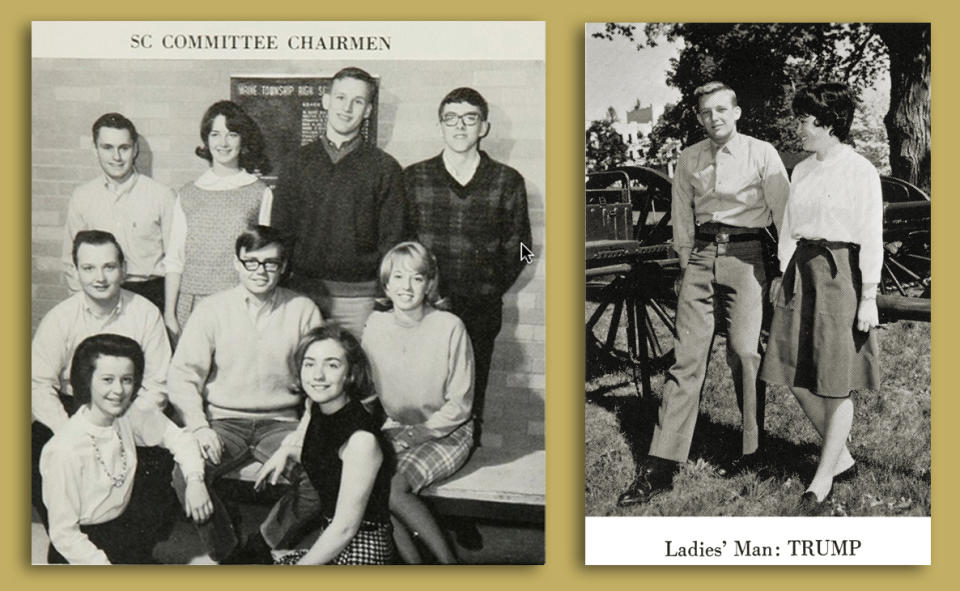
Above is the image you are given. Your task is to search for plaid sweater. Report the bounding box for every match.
[404,152,531,299]
[272,140,405,283]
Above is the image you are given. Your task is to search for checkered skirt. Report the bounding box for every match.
[273,521,394,565]
[393,420,474,493]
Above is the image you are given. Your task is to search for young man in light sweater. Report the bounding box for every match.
[167,225,323,564]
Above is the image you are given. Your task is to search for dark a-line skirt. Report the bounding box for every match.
[760,239,880,398]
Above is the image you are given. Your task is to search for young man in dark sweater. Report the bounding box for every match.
[272,67,405,339]
[404,87,533,446]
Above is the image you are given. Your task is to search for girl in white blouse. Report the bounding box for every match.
[761,83,882,512]
[40,334,212,564]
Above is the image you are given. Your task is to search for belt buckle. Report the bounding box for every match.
[715,232,729,255]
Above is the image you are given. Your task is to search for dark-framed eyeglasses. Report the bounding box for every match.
[239,258,282,273]
[441,112,482,127]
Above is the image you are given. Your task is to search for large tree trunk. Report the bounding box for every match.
[876,24,931,194]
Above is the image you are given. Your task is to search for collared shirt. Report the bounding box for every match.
[779,144,884,284]
[441,149,481,186]
[671,132,790,259]
[321,133,362,164]
[62,171,176,289]
[167,285,322,430]
[31,290,171,432]
[163,169,273,274]
[40,405,203,564]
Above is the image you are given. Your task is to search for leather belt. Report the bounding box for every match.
[694,229,762,244]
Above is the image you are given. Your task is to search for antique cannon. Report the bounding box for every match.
[585,165,931,398]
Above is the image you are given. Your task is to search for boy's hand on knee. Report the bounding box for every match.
[195,427,223,464]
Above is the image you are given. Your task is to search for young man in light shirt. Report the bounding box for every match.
[61,113,176,310]
[167,225,322,564]
[618,82,790,507]
[33,230,173,535]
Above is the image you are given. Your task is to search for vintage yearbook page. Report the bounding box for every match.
[31,20,544,565]
[584,21,930,565]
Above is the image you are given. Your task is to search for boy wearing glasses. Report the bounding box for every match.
[167,225,322,563]
[404,87,532,446]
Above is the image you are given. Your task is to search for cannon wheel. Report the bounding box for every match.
[878,176,930,321]
[586,247,679,398]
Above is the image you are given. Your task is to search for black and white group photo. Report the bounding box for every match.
[584,22,930,537]
[30,21,545,565]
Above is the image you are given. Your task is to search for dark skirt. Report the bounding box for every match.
[761,239,880,398]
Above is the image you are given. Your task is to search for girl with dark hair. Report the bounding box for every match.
[761,83,883,511]
[363,241,474,564]
[256,325,394,565]
[163,100,274,339]
[40,334,211,564]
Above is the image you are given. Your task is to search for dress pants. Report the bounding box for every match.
[649,239,767,463]
[449,294,503,440]
[122,276,165,312]
[171,418,321,562]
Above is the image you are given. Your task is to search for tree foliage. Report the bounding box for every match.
[592,23,930,191]
[585,110,628,173]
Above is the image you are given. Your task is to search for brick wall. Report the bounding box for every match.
[31,57,545,453]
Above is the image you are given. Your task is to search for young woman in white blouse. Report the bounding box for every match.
[163,100,274,340]
[40,334,212,564]
[761,83,883,511]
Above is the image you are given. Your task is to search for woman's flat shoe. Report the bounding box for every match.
[799,490,830,515]
[833,463,858,484]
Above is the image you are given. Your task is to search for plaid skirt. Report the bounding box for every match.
[761,239,880,398]
[393,420,473,493]
[273,520,394,565]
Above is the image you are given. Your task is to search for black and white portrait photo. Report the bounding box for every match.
[31,20,544,565]
[584,22,930,565]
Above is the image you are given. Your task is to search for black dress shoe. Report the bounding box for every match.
[717,451,764,478]
[617,459,678,507]
[221,532,273,565]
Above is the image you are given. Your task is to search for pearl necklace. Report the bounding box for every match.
[88,428,128,488]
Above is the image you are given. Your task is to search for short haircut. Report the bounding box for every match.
[331,66,378,104]
[791,82,856,142]
[91,113,138,144]
[72,230,124,268]
[693,81,738,108]
[376,241,449,310]
[235,225,293,261]
[292,324,376,405]
[438,87,489,121]
[70,333,145,406]
[195,100,272,175]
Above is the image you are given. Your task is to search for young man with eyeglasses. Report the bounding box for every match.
[404,87,532,447]
[272,67,405,339]
[167,225,323,563]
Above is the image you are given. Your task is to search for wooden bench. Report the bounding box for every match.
[223,447,545,524]
[420,448,545,523]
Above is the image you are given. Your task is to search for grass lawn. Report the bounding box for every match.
[585,302,931,517]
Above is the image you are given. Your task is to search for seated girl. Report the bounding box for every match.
[40,333,212,564]
[256,325,394,565]
[363,241,474,564]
